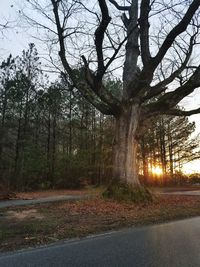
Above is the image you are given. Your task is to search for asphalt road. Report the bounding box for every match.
[0,195,88,209]
[161,190,200,196]
[0,217,199,267]
[0,189,199,209]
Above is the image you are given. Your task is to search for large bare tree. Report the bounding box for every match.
[23,0,200,188]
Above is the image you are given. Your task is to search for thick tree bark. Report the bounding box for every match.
[112,104,140,186]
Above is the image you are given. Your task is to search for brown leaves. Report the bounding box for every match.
[58,195,200,221]
[0,195,200,253]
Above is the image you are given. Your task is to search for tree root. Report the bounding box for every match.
[102,181,153,203]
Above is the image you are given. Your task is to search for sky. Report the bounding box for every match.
[1,0,200,173]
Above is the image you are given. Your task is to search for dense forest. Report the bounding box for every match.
[0,44,199,191]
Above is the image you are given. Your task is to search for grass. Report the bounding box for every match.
[0,193,200,252]
[103,182,153,203]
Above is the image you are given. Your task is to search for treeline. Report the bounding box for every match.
[0,44,114,190]
[139,116,200,185]
[0,44,199,190]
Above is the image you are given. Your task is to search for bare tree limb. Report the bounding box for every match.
[152,0,200,69]
[51,0,121,116]
[51,0,73,76]
[144,65,200,115]
[123,0,140,98]
[108,0,130,11]
[160,65,200,107]
[104,36,127,72]
[143,31,198,101]
[165,107,200,116]
[74,80,115,115]
[139,0,151,65]
[95,0,111,82]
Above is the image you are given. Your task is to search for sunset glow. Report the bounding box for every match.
[182,160,200,174]
[151,166,163,176]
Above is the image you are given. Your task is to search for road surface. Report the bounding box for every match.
[0,189,199,209]
[0,217,199,267]
[161,190,200,196]
[0,195,88,209]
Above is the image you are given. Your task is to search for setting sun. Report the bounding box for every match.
[151,166,163,176]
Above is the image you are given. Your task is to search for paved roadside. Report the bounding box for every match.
[1,189,200,209]
[0,195,89,209]
[0,217,199,267]
[160,190,200,196]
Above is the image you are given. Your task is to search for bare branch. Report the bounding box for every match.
[108,0,130,11]
[123,0,140,98]
[51,0,122,116]
[104,36,127,72]
[160,65,200,107]
[139,0,151,65]
[143,31,198,101]
[165,108,200,116]
[51,0,73,76]
[95,0,111,81]
[145,65,200,115]
[152,0,200,69]
[74,80,115,115]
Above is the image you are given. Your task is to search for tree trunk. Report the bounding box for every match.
[69,90,72,156]
[112,104,140,186]
[14,104,23,189]
[141,137,149,178]
[47,110,51,181]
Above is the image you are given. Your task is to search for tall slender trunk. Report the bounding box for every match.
[51,114,56,186]
[97,113,103,185]
[47,110,51,180]
[69,91,72,156]
[15,108,23,189]
[0,89,8,162]
[91,108,97,184]
[159,120,167,175]
[112,104,140,186]
[141,137,148,178]
[167,124,174,176]
[169,143,174,176]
